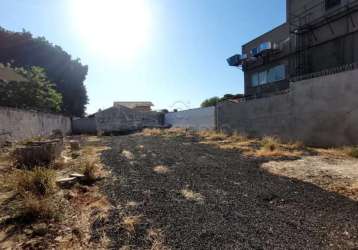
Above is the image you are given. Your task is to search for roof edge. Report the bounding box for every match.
[242,22,288,49]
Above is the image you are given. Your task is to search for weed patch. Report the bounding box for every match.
[16,194,61,222]
[345,147,358,158]
[81,160,99,184]
[261,136,280,152]
[9,168,57,197]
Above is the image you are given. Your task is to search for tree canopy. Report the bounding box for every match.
[201,97,221,108]
[0,27,88,117]
[0,65,62,112]
[201,94,245,108]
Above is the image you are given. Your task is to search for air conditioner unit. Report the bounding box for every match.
[227,54,247,66]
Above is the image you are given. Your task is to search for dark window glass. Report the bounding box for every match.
[252,73,259,86]
[325,0,341,10]
[268,65,286,82]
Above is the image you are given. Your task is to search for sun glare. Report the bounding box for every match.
[71,0,152,62]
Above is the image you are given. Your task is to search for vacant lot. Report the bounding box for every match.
[91,131,358,249]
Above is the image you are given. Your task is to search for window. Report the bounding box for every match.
[252,73,259,86]
[325,0,341,10]
[268,65,285,82]
[258,71,267,85]
[251,65,286,87]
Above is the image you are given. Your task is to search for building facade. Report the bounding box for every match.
[113,101,154,112]
[228,0,358,97]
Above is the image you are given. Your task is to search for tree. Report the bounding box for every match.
[201,93,245,108]
[0,66,62,112]
[0,27,88,117]
[201,97,220,108]
[221,94,235,101]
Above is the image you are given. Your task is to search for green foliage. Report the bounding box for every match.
[0,27,88,117]
[201,93,245,108]
[0,66,62,112]
[201,97,220,108]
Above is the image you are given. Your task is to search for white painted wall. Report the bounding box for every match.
[165,107,216,130]
[0,107,71,143]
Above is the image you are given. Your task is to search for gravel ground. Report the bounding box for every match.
[95,134,358,249]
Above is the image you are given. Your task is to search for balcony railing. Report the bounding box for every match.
[290,62,358,82]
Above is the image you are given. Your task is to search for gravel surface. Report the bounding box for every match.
[95,134,358,249]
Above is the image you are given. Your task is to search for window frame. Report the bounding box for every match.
[251,64,286,87]
[251,73,259,86]
[258,71,267,85]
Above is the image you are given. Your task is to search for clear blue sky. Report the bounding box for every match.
[0,0,286,114]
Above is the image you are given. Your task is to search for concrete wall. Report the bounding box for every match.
[217,68,358,147]
[165,107,216,130]
[95,106,164,134]
[72,117,97,134]
[0,107,71,143]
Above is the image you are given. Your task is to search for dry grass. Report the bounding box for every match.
[70,140,81,151]
[146,228,169,250]
[197,130,228,141]
[344,147,358,158]
[8,167,57,197]
[153,165,170,174]
[143,128,358,159]
[180,189,204,203]
[197,131,303,158]
[231,131,249,142]
[16,194,61,221]
[261,136,281,151]
[255,148,301,158]
[122,150,134,160]
[81,146,96,157]
[314,146,358,159]
[121,215,142,233]
[143,128,189,138]
[0,153,11,166]
[143,128,307,158]
[142,128,163,136]
[253,136,304,158]
[3,167,61,222]
[81,160,99,183]
[168,128,192,137]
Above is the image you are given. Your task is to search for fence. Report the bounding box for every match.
[72,117,97,134]
[217,68,358,147]
[0,106,71,144]
[290,62,358,82]
[165,107,216,130]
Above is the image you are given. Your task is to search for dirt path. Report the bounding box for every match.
[94,134,358,249]
[263,156,358,201]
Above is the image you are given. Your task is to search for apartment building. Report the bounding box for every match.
[228,0,358,97]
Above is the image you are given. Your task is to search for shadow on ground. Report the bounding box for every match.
[94,134,358,249]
